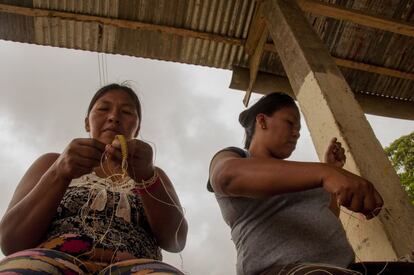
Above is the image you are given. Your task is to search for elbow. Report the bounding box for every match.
[0,218,37,256]
[0,220,11,255]
[0,228,18,256]
[159,220,188,253]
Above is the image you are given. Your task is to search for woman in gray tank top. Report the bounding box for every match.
[208,93,413,274]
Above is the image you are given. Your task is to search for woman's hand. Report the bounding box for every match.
[53,138,106,181]
[106,138,155,182]
[322,165,383,219]
[324,137,346,168]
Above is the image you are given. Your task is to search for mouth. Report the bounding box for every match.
[103,128,122,135]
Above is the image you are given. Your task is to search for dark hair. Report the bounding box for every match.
[239,92,297,149]
[87,83,142,125]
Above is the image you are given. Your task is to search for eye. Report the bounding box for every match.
[97,107,109,111]
[122,110,133,115]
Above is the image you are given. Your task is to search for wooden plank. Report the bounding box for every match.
[264,42,414,81]
[243,28,268,106]
[264,0,414,259]
[297,0,414,38]
[245,0,267,56]
[230,66,414,120]
[334,58,414,81]
[0,3,413,81]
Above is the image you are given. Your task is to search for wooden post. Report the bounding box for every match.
[263,0,414,260]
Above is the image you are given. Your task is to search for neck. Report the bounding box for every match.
[248,140,273,158]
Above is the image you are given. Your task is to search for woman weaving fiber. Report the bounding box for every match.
[208,92,413,275]
[0,84,187,274]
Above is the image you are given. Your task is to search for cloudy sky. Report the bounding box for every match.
[0,40,413,275]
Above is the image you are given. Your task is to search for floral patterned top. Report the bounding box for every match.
[44,172,162,260]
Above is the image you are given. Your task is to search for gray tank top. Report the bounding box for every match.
[208,147,355,275]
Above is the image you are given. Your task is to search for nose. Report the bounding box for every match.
[108,109,121,124]
[292,128,300,139]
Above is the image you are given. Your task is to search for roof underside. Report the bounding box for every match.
[0,0,413,103]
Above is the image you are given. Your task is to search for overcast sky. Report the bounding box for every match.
[0,40,413,275]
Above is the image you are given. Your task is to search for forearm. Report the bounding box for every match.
[0,167,70,254]
[139,185,187,252]
[215,158,329,198]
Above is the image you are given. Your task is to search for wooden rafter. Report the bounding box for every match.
[230,66,414,120]
[0,3,413,81]
[244,1,268,106]
[297,0,414,38]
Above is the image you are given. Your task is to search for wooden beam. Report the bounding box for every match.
[264,0,414,259]
[244,29,268,106]
[230,66,414,120]
[244,1,268,106]
[266,41,414,81]
[297,0,414,38]
[245,0,267,56]
[334,58,414,81]
[0,3,413,81]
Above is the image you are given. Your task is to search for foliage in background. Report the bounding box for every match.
[385,132,414,205]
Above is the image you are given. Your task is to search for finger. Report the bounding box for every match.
[327,140,336,152]
[76,144,105,161]
[128,139,150,157]
[73,153,102,168]
[76,156,101,171]
[105,144,123,161]
[373,190,384,214]
[77,138,106,152]
[362,193,375,217]
[336,150,346,163]
[337,191,352,208]
[111,138,121,148]
[349,193,364,213]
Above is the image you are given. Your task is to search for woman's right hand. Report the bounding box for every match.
[52,138,106,181]
[322,165,383,219]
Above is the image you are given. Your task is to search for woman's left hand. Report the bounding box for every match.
[324,137,346,168]
[106,138,155,182]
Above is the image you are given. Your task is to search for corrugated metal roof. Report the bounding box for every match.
[0,0,413,103]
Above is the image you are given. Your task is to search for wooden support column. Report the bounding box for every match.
[263,0,414,260]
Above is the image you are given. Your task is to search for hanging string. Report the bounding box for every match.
[75,135,186,273]
[104,53,109,84]
[339,205,393,275]
[97,53,109,86]
[97,53,103,87]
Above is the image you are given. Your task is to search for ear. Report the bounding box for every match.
[134,126,140,138]
[256,114,267,130]
[84,117,90,132]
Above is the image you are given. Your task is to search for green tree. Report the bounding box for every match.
[384,131,414,205]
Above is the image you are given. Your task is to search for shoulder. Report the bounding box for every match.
[6,153,60,209]
[24,152,60,180]
[211,146,247,161]
[19,152,60,189]
[207,147,247,192]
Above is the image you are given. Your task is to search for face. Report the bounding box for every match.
[258,106,301,159]
[85,89,140,144]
